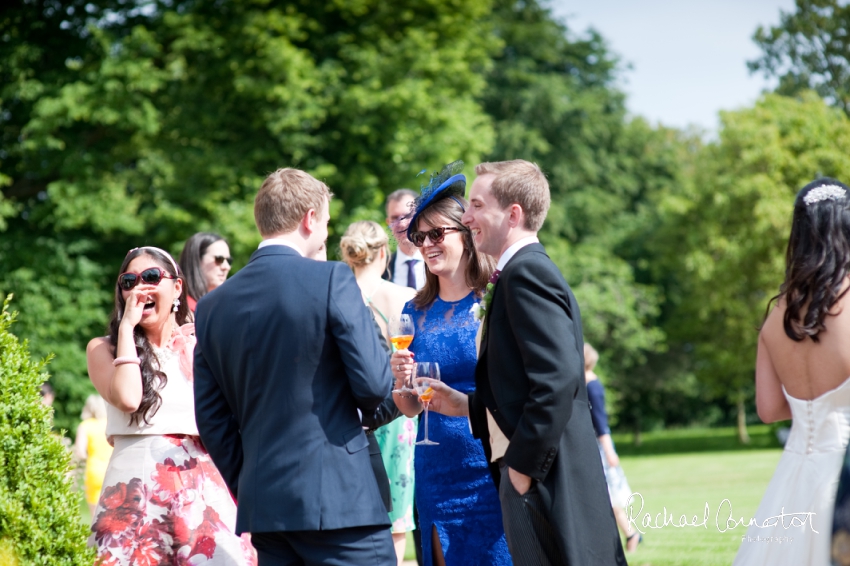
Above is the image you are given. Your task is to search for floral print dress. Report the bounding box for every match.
[374,416,418,533]
[92,330,256,566]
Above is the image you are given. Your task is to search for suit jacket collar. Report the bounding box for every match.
[496,236,539,271]
[479,242,545,358]
[500,241,545,273]
[249,245,303,263]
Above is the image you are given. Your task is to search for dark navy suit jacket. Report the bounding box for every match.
[193,245,393,534]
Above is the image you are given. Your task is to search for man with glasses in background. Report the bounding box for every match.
[384,189,425,291]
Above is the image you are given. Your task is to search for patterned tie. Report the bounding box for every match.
[406,259,418,289]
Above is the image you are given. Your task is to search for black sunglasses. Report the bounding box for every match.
[117,267,177,291]
[213,255,232,266]
[410,226,464,247]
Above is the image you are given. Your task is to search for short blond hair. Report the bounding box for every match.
[584,343,599,371]
[254,168,332,237]
[340,221,388,268]
[474,160,550,231]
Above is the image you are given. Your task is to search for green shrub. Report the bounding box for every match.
[0,296,93,565]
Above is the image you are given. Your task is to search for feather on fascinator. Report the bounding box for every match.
[406,160,466,241]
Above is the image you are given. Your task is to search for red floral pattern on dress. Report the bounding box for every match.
[92,436,256,565]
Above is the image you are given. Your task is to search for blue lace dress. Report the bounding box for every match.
[403,293,512,566]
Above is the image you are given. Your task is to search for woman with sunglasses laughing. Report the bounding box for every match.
[389,163,509,566]
[178,232,233,312]
[85,246,256,565]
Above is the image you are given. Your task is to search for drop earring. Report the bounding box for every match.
[172,298,180,313]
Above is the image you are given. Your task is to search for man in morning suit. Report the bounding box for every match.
[428,160,627,565]
[193,168,396,565]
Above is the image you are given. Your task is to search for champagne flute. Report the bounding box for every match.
[414,362,441,446]
[390,314,415,393]
[388,314,415,351]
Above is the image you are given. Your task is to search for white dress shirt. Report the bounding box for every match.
[392,247,426,290]
[258,238,305,256]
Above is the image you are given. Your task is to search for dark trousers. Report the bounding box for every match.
[413,501,423,565]
[498,461,562,566]
[252,526,395,566]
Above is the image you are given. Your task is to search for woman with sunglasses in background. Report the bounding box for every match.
[390,163,510,566]
[178,232,233,312]
[85,246,256,565]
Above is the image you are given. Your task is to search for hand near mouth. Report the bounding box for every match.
[122,290,155,327]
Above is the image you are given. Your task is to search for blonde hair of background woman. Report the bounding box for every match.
[340,220,389,268]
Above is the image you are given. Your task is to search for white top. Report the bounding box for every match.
[106,346,199,437]
[258,238,304,256]
[392,248,426,290]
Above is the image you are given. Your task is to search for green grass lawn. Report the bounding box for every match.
[619,449,782,566]
[402,425,784,564]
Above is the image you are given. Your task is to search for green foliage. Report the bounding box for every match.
[750,0,850,114]
[6,0,791,439]
[481,1,682,428]
[654,92,850,412]
[1,0,498,430]
[0,296,93,566]
[612,424,781,456]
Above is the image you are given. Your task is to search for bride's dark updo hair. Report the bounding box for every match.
[107,247,190,425]
[772,178,850,342]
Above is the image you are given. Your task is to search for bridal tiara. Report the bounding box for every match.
[804,184,847,206]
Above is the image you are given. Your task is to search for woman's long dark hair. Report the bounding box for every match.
[107,247,190,425]
[770,178,850,342]
[412,196,496,309]
[178,232,226,301]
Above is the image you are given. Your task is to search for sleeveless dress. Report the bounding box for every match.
[92,327,256,566]
[733,377,850,565]
[365,290,418,533]
[403,293,512,566]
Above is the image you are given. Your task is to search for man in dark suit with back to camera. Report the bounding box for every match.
[429,160,627,565]
[193,168,397,565]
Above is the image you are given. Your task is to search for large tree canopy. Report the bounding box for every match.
[1,0,499,430]
[6,0,787,439]
[652,91,850,439]
[750,0,850,114]
[481,0,681,432]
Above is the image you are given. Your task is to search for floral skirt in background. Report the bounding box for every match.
[92,434,256,566]
[374,416,417,533]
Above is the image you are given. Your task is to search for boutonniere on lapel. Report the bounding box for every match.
[471,270,501,327]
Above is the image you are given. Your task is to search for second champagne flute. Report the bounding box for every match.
[414,362,441,446]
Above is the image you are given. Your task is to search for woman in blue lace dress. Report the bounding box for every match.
[390,163,511,566]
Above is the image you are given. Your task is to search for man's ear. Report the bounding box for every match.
[302,208,317,235]
[508,203,524,228]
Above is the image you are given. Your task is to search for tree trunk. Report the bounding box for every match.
[737,394,751,444]
[633,423,642,447]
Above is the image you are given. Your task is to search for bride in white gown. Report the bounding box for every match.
[734,179,850,566]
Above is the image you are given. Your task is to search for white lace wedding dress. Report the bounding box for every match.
[733,377,850,565]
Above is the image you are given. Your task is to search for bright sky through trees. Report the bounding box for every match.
[552,0,796,132]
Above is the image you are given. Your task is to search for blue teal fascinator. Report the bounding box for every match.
[406,160,466,240]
